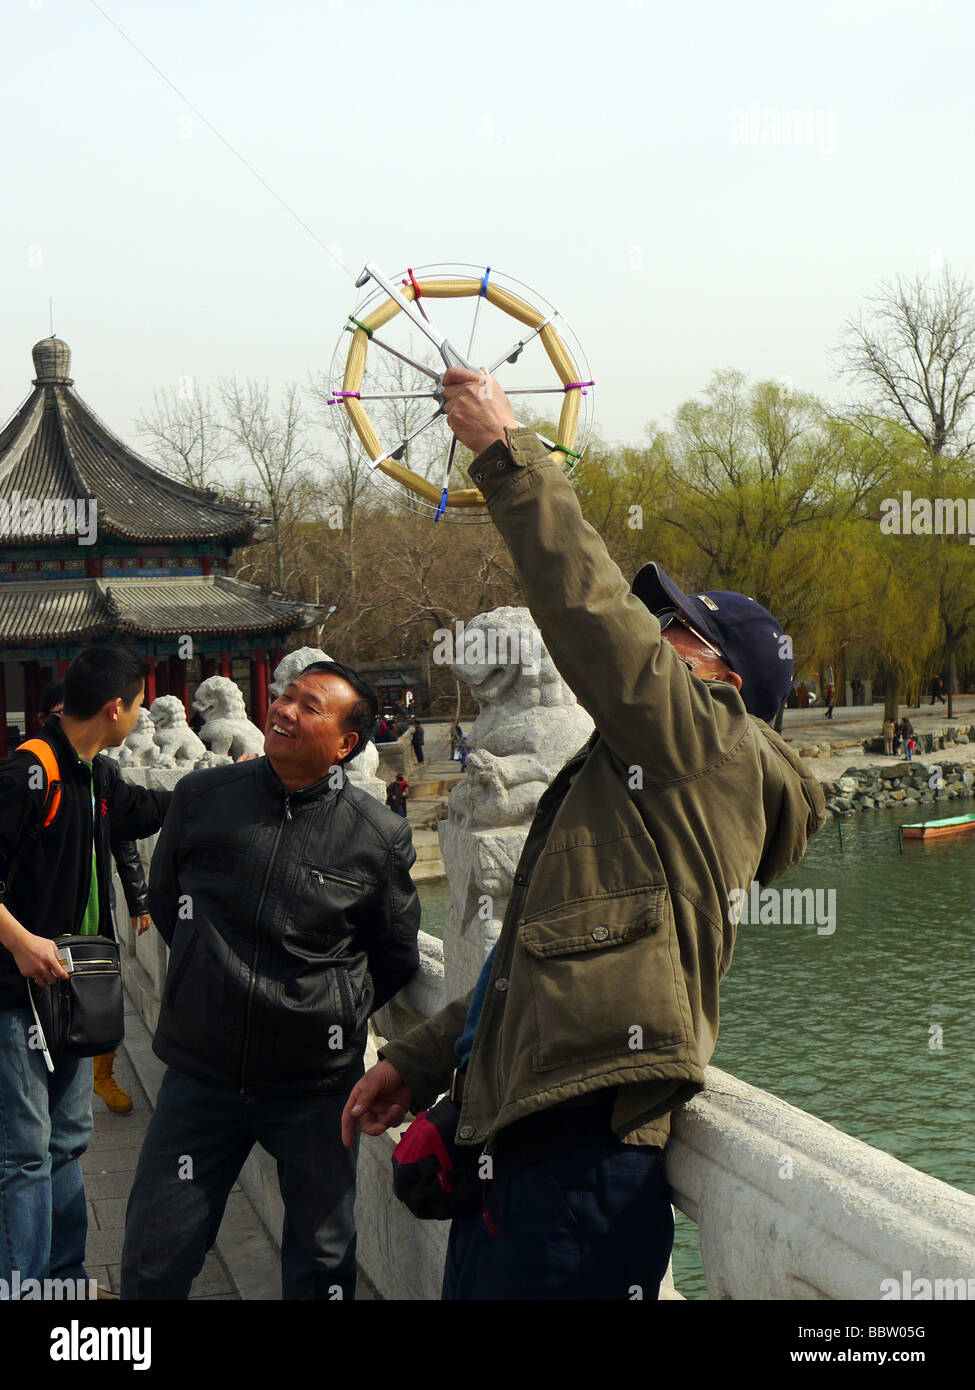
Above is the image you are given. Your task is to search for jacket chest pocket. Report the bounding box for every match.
[291,863,368,938]
[519,887,691,1073]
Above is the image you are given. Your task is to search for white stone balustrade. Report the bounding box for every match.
[108,630,975,1301]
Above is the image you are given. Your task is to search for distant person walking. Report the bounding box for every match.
[386,772,408,817]
[930,676,947,706]
[458,735,471,772]
[882,718,894,758]
[824,683,835,719]
[411,719,425,766]
[906,734,916,763]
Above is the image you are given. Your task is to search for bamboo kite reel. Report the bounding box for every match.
[327,261,595,522]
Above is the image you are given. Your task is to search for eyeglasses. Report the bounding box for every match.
[655,606,725,662]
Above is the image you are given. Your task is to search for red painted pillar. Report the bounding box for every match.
[145,655,157,704]
[220,651,232,679]
[0,663,7,759]
[250,655,269,730]
[169,654,189,714]
[57,659,70,678]
[23,661,39,738]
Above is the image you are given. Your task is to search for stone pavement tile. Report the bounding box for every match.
[86,1264,111,1292]
[84,1228,124,1266]
[84,1148,143,1175]
[84,1169,140,1200]
[87,1200,97,1229]
[187,1250,236,1298]
[87,1125,145,1151]
[91,1196,128,1230]
[213,1190,280,1300]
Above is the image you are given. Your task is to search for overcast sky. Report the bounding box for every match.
[3,0,973,461]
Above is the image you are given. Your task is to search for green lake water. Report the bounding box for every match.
[417,802,975,1299]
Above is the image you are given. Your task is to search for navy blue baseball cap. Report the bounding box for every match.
[631,562,793,723]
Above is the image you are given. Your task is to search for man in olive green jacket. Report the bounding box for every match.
[343,367,826,1299]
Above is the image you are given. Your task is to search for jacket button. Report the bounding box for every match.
[473,472,483,483]
[496,460,506,470]
[591,926,609,942]
[494,977,509,992]
[459,1124,475,1139]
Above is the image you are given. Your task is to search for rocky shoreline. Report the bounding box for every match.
[800,724,975,818]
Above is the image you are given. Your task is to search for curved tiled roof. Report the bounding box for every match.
[0,576,320,644]
[0,339,258,544]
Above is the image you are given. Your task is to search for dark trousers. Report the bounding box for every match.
[121,1067,359,1300]
[442,1132,674,1300]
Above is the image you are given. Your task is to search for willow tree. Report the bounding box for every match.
[658,371,866,666]
[839,267,975,707]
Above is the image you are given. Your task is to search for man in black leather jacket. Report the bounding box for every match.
[121,661,421,1301]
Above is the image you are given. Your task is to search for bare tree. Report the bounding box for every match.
[134,386,234,490]
[218,379,319,592]
[838,266,975,457]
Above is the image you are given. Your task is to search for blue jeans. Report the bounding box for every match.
[0,1008,93,1286]
[121,1067,360,1300]
[442,1135,674,1299]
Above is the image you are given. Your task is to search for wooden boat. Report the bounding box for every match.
[900,813,975,843]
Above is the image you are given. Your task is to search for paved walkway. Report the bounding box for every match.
[779,697,975,781]
[84,994,376,1299]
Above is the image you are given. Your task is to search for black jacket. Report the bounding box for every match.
[112,839,149,917]
[148,755,421,1094]
[0,718,172,1010]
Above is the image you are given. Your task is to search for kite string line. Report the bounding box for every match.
[86,0,355,281]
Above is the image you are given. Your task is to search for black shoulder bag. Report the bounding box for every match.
[1,744,124,1071]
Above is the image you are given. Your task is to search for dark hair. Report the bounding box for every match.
[39,680,66,718]
[296,661,379,764]
[63,646,149,720]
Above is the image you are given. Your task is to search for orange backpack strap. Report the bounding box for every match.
[16,739,62,827]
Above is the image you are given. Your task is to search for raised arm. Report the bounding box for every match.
[442,368,749,783]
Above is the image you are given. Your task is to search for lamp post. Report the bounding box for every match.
[315,583,337,648]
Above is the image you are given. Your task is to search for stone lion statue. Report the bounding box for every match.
[439,606,594,993]
[269,645,329,698]
[192,676,265,759]
[149,695,207,768]
[117,707,157,767]
[449,605,593,828]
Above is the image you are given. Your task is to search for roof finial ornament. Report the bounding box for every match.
[32,336,72,385]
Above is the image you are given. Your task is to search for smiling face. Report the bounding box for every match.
[265,672,360,788]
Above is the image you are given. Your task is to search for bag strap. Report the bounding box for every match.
[16,739,62,827]
[0,740,62,904]
[26,979,55,1074]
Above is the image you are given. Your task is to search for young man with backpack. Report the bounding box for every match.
[0,647,172,1295]
[37,681,155,1117]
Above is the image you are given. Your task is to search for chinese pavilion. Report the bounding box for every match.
[0,337,321,755]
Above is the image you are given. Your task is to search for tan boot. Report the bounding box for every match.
[93,1052,133,1115]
